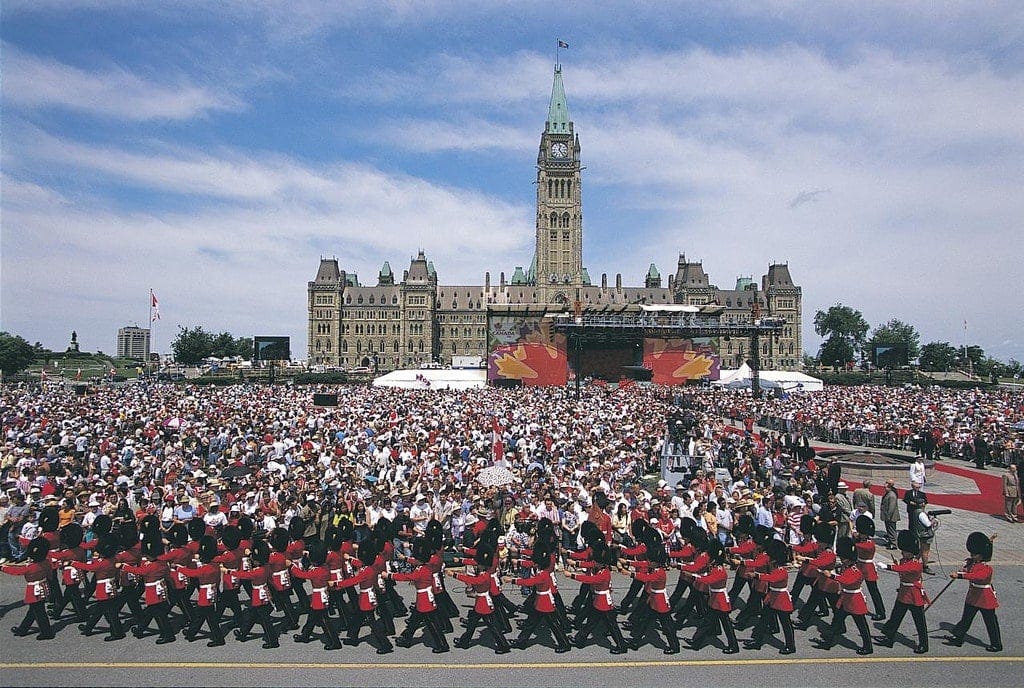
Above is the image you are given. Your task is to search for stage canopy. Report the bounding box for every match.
[371,368,487,390]
[713,363,823,392]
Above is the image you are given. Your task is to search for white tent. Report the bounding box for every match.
[713,364,823,392]
[371,368,487,390]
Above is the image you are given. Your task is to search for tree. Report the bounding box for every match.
[235,337,253,359]
[171,326,213,364]
[819,337,854,369]
[867,318,921,361]
[801,352,818,369]
[814,304,869,361]
[0,332,36,376]
[919,341,958,372]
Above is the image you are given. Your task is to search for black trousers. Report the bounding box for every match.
[515,609,571,650]
[167,586,195,624]
[691,608,739,651]
[235,604,279,646]
[82,597,125,637]
[672,585,707,626]
[796,588,836,624]
[135,601,175,640]
[14,600,53,638]
[575,608,626,651]
[751,607,795,650]
[825,609,872,651]
[346,607,393,652]
[865,579,886,618]
[790,572,815,605]
[400,608,450,650]
[734,590,765,629]
[953,604,1002,649]
[881,601,927,649]
[298,607,340,648]
[458,609,511,653]
[185,604,225,644]
[270,588,299,629]
[630,608,679,653]
[52,582,89,621]
[216,588,245,624]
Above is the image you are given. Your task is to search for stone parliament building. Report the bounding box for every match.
[308,66,802,374]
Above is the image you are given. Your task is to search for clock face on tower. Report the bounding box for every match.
[550,142,569,158]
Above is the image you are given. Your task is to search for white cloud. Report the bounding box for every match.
[2,44,242,121]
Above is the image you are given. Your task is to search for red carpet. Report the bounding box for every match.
[864,462,1005,515]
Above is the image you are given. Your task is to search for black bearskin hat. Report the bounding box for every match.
[26,535,50,562]
[835,536,856,562]
[117,521,139,549]
[188,517,207,541]
[357,538,379,567]
[855,514,875,537]
[60,522,84,549]
[966,532,993,562]
[198,535,218,563]
[288,516,306,541]
[268,527,289,553]
[411,536,433,564]
[237,515,255,540]
[799,514,816,536]
[92,514,114,537]
[765,538,789,566]
[95,534,119,559]
[306,539,327,567]
[896,530,920,556]
[250,538,271,566]
[166,523,188,548]
[39,506,60,533]
[221,525,242,551]
[813,523,834,546]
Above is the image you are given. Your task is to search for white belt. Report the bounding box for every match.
[710,586,727,593]
[651,588,666,594]
[857,558,874,563]
[900,582,919,587]
[769,586,788,592]
[98,577,114,585]
[842,587,863,594]
[313,586,327,593]
[970,583,992,589]
[416,587,432,593]
[200,584,216,593]
[144,581,162,587]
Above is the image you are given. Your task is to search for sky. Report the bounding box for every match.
[2,1,1023,363]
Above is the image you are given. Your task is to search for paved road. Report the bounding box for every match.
[2,565,1020,687]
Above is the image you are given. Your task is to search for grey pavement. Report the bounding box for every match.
[1,563,1020,687]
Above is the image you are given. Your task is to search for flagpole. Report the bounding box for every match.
[149,289,155,377]
[556,39,559,69]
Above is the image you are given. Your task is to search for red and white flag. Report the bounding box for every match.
[151,291,161,322]
[75,369,82,381]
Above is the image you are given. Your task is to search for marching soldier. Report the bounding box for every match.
[790,514,819,605]
[450,545,512,654]
[72,534,125,641]
[625,535,679,655]
[946,532,1001,652]
[390,537,451,653]
[290,539,342,650]
[568,542,628,654]
[158,523,196,626]
[814,537,872,655]
[684,539,739,654]
[670,527,710,628]
[267,528,300,630]
[122,532,176,644]
[50,522,89,622]
[745,537,795,654]
[334,538,394,654]
[233,538,281,648]
[732,525,773,630]
[875,530,928,654]
[212,525,246,625]
[179,535,226,646]
[2,536,56,640]
[511,544,572,653]
[794,524,838,629]
[854,515,886,620]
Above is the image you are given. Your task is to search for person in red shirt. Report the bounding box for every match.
[180,536,226,647]
[947,532,1001,652]
[334,538,393,654]
[815,537,872,655]
[451,545,511,654]
[626,534,679,654]
[746,537,795,654]
[854,515,886,621]
[122,534,176,644]
[875,530,928,654]
[390,537,450,653]
[566,521,602,620]
[511,545,571,653]
[290,539,342,650]
[71,534,125,641]
[426,520,460,629]
[619,520,653,613]
[285,517,310,613]
[114,520,145,620]
[685,539,739,654]
[732,526,773,630]
[326,521,357,630]
[789,514,819,605]
[568,542,627,654]
[233,538,280,648]
[1,536,55,639]
[725,516,757,606]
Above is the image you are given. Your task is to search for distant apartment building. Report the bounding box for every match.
[117,326,151,360]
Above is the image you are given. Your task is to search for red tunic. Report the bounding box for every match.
[694,566,731,612]
[73,557,118,600]
[455,569,495,614]
[959,562,998,610]
[122,560,170,605]
[54,545,87,586]
[268,551,292,592]
[573,567,615,611]
[742,551,771,594]
[180,563,220,606]
[729,539,757,577]
[667,543,694,562]
[834,566,869,614]
[234,565,272,607]
[854,539,879,582]
[515,569,557,613]
[335,564,378,612]
[213,547,243,591]
[157,547,191,590]
[393,564,438,613]
[889,558,927,606]
[285,539,305,560]
[635,567,670,613]
[325,549,346,584]
[114,544,141,586]
[758,566,793,612]
[793,540,820,577]
[809,550,840,595]
[1,561,52,603]
[291,565,331,610]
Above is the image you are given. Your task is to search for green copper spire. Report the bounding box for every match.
[546,67,571,134]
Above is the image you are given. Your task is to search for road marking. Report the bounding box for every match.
[2,656,1022,670]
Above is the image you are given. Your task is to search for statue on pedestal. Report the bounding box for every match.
[67,330,80,353]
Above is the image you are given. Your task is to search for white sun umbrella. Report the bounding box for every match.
[475,465,517,487]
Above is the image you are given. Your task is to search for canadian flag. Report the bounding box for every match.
[75,369,82,381]
[151,292,161,322]
[491,416,503,462]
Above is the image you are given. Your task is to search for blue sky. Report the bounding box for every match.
[2,1,1022,362]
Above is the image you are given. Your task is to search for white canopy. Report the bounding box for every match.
[371,368,487,390]
[713,364,823,392]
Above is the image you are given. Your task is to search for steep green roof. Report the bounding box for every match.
[582,268,591,286]
[647,263,660,278]
[380,261,392,276]
[526,253,537,284]
[510,266,527,285]
[547,67,571,135]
